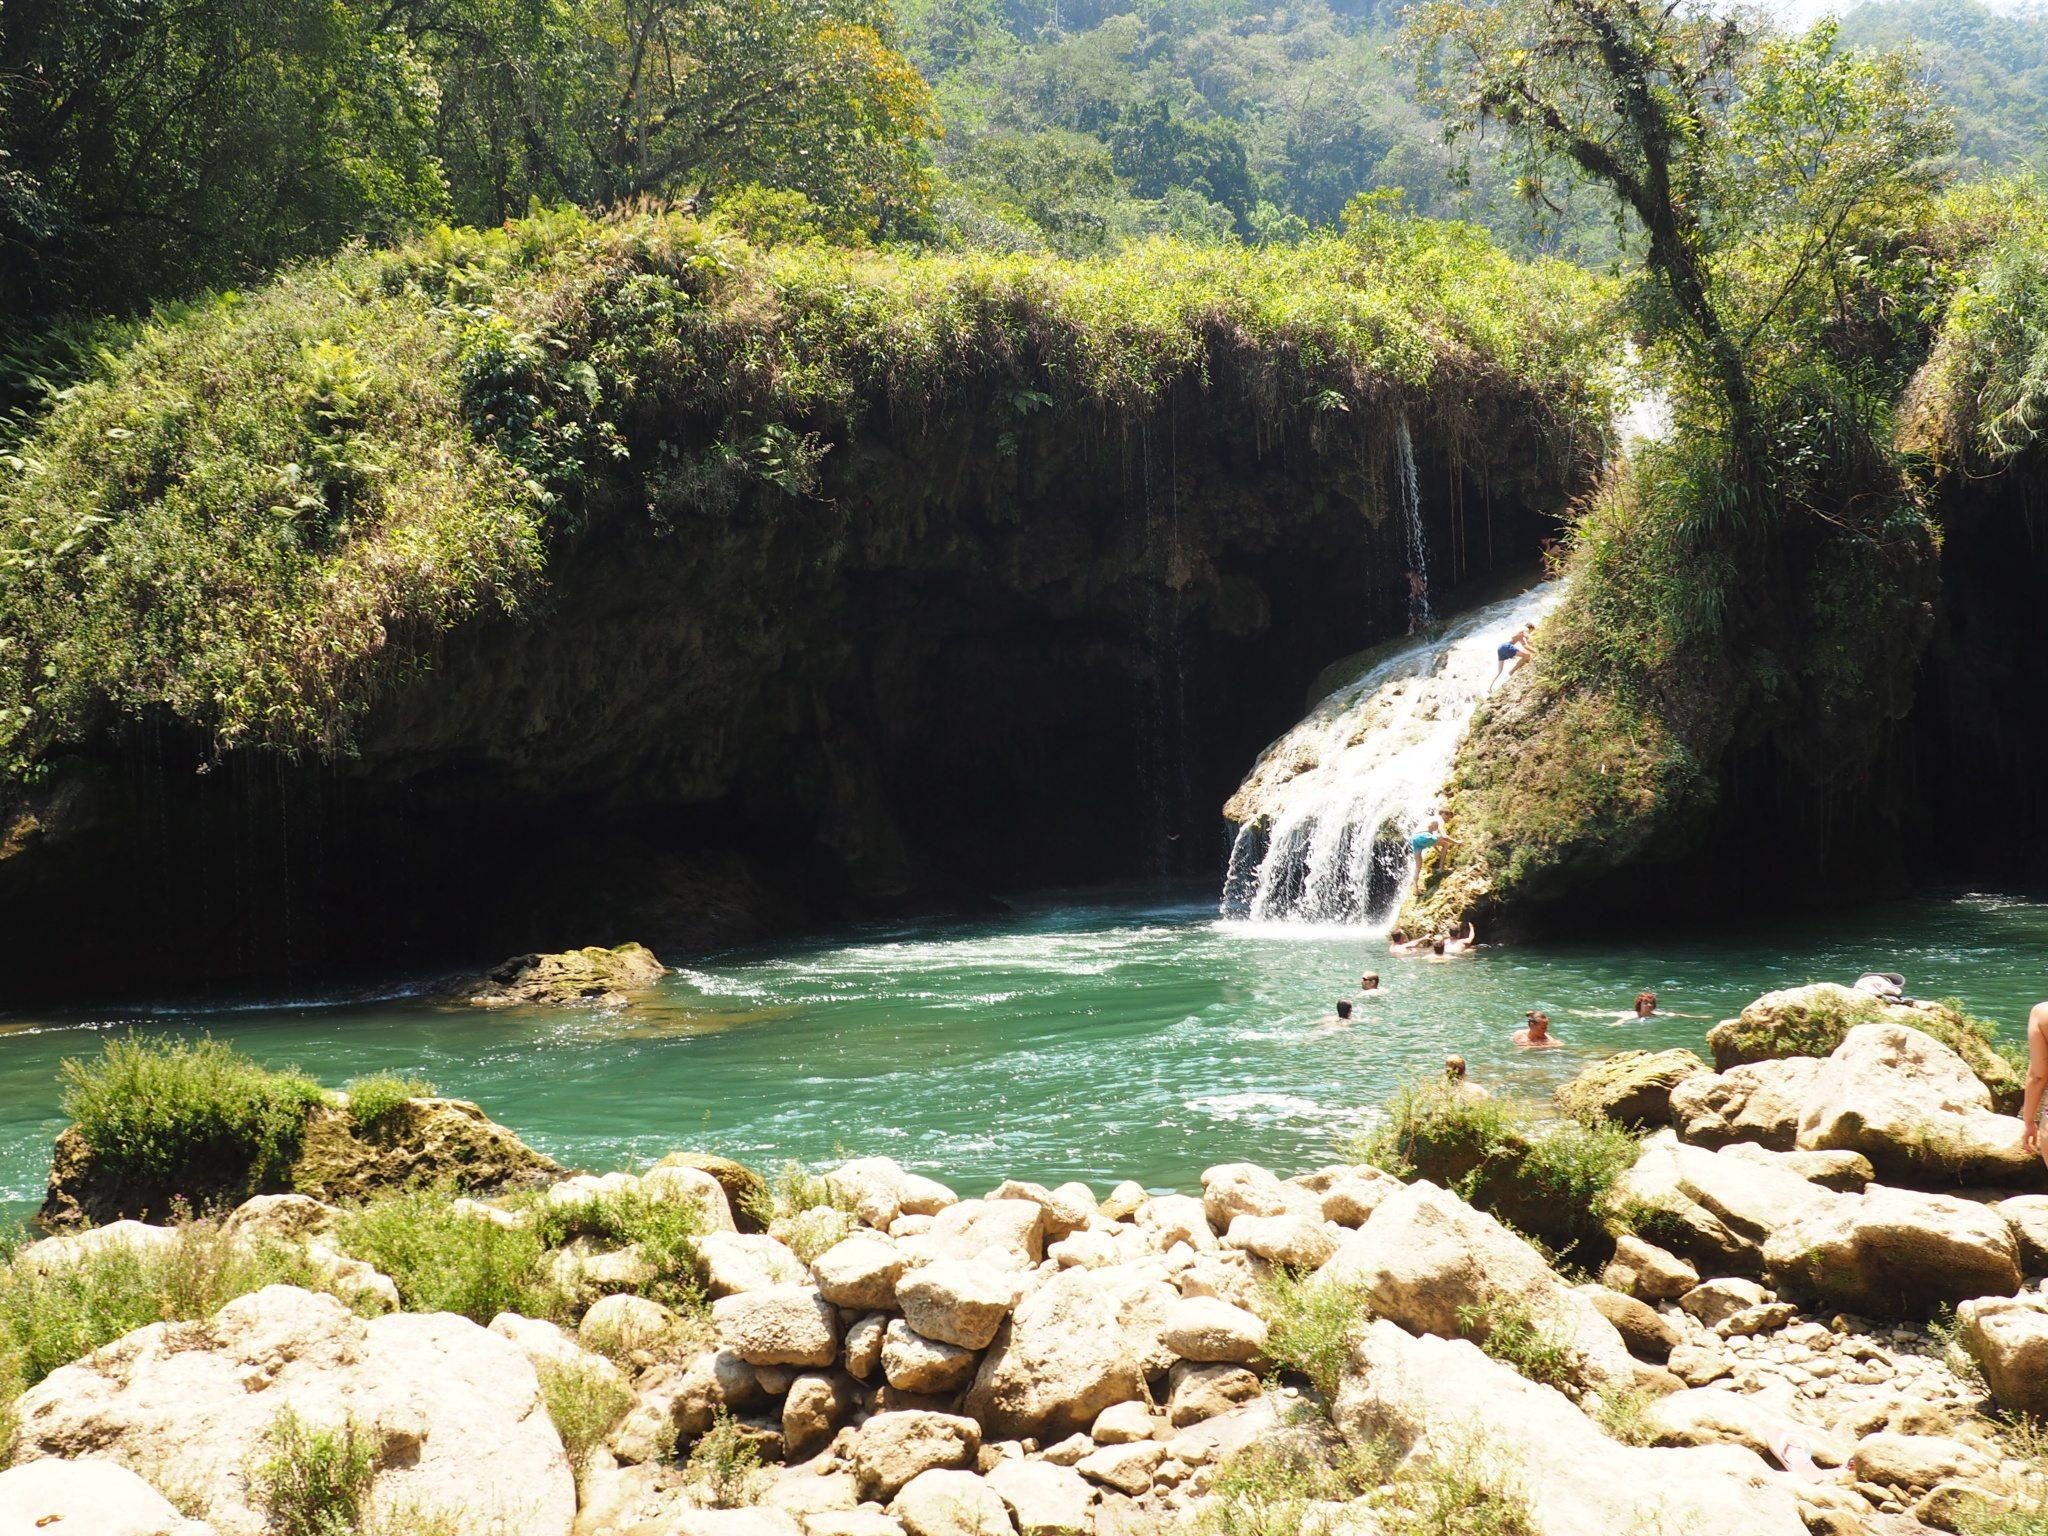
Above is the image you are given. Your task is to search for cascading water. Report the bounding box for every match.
[1395,417,1432,631]
[1218,580,1565,929]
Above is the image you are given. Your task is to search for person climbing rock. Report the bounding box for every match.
[1513,1010,1560,1049]
[1408,812,1448,884]
[2021,1001,2048,1168]
[1491,625,1535,688]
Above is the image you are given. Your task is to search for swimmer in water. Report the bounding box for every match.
[1513,1010,1560,1049]
[1359,973,1383,997]
[1444,1055,1490,1100]
[1611,990,1658,1024]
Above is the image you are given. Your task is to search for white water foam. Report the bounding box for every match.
[1219,580,1566,930]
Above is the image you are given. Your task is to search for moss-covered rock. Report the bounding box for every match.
[458,943,668,1010]
[1554,1049,1708,1129]
[1705,983,2020,1111]
[652,1151,770,1235]
[41,1097,561,1229]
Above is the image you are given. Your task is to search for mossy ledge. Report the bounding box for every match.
[0,209,1611,999]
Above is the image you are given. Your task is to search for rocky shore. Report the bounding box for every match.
[6,981,2048,1536]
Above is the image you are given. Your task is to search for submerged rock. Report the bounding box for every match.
[457,942,667,1009]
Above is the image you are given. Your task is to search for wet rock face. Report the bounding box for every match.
[456,942,668,1009]
[0,395,1573,1002]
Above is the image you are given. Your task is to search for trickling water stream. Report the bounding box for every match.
[1219,581,1565,928]
[1395,417,1433,631]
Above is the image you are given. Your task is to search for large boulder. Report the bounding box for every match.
[1609,1134,1840,1278]
[712,1286,839,1367]
[1794,1023,2042,1188]
[1708,983,2019,1108]
[895,1259,1017,1350]
[1333,1320,1808,1536]
[963,1264,1176,1439]
[41,1096,561,1230]
[1668,1059,1823,1151]
[649,1153,770,1233]
[890,1469,1015,1536]
[457,942,667,1008]
[848,1412,981,1502]
[1554,1050,1707,1128]
[8,1285,575,1536]
[1763,1185,2022,1318]
[1317,1181,1636,1395]
[1955,1293,2048,1417]
[0,1458,218,1535]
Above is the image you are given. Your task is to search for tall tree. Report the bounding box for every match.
[1404,0,1947,485]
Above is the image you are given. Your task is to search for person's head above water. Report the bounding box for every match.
[1525,1010,1551,1037]
[1635,990,1658,1017]
[1361,973,1380,991]
[1336,999,1353,1020]
[1445,1055,1467,1080]
[1432,938,1447,955]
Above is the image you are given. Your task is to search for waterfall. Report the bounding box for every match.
[1395,417,1432,630]
[1218,580,1565,929]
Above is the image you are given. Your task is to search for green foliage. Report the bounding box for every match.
[344,1074,437,1132]
[529,1185,709,1312]
[1196,1434,1388,1536]
[0,1347,20,1467]
[1589,1386,1656,1446]
[1379,1443,1537,1536]
[58,1036,326,1198]
[1706,986,2021,1105]
[250,1408,381,1536]
[537,1357,633,1488]
[1259,1270,1375,1404]
[1455,1298,1583,1395]
[1353,1082,1636,1260]
[0,1222,344,1389]
[686,1410,767,1508]
[0,207,1612,784]
[337,1189,561,1324]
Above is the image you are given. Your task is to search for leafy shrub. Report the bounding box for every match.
[343,1073,437,1131]
[0,1220,342,1387]
[744,1159,849,1226]
[1455,1299,1583,1395]
[537,1357,632,1488]
[1260,1269,1375,1405]
[0,1349,20,1468]
[1383,1442,1537,1536]
[1590,1387,1656,1445]
[528,1186,708,1313]
[1354,1082,1636,1261]
[1197,1434,1386,1536]
[250,1408,380,1536]
[59,1036,325,1198]
[337,1189,561,1324]
[686,1410,766,1508]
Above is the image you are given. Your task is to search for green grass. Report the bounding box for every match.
[0,1220,346,1388]
[528,1185,709,1313]
[337,1188,562,1324]
[0,1349,19,1468]
[1259,1270,1375,1405]
[343,1073,437,1132]
[685,1410,766,1509]
[1455,1298,1584,1395]
[58,1035,326,1198]
[0,205,1613,782]
[1196,1434,1388,1536]
[1352,1082,1638,1261]
[250,1408,380,1536]
[537,1357,631,1490]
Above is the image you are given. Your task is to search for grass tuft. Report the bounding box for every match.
[337,1188,562,1324]
[343,1074,437,1132]
[529,1185,709,1313]
[1455,1298,1584,1395]
[0,1220,347,1388]
[537,1357,631,1490]
[1260,1269,1375,1405]
[685,1409,766,1508]
[59,1035,325,1198]
[250,1407,380,1536]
